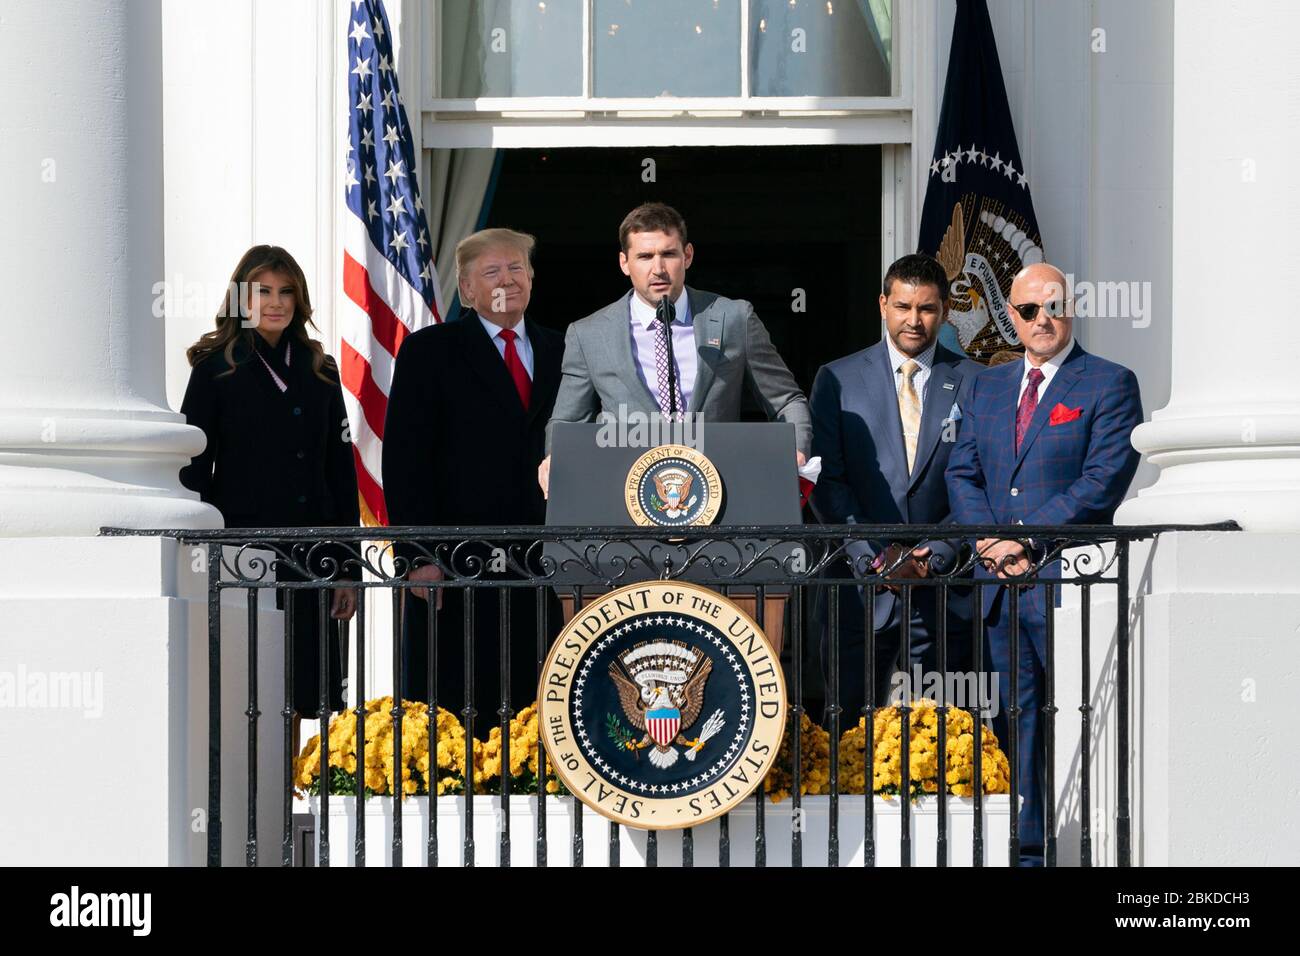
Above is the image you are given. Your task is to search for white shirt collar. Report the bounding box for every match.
[884,334,938,375]
[629,288,691,331]
[1023,335,1076,379]
[479,313,526,342]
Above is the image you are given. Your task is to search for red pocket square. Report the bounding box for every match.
[1049,403,1083,426]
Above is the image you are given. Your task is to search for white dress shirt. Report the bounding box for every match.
[628,289,697,412]
[884,334,938,405]
[479,313,534,379]
[1017,336,1076,403]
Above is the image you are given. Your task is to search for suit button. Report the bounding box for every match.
[1010,487,1019,496]
[907,490,916,498]
[297,495,307,504]
[292,407,302,416]
[297,451,305,460]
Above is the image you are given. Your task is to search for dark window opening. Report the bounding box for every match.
[479,144,883,395]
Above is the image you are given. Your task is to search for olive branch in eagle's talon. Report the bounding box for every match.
[606,713,642,758]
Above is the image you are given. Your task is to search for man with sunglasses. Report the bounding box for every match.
[946,262,1143,865]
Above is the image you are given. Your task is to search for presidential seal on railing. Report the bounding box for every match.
[539,581,786,829]
[624,444,723,528]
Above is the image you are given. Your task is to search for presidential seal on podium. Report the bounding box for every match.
[624,444,723,528]
[539,581,787,829]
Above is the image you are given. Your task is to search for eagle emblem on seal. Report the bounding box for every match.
[651,467,696,518]
[607,641,726,770]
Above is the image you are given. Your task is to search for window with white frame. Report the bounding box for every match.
[428,0,903,113]
[416,0,918,287]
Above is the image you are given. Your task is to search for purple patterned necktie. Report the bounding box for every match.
[653,318,685,420]
[1015,367,1045,452]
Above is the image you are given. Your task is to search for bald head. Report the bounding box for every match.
[1011,263,1068,301]
[1009,261,1074,365]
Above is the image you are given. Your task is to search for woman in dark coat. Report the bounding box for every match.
[179,244,359,719]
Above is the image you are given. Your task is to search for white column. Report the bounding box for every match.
[1117,0,1300,531]
[0,0,220,535]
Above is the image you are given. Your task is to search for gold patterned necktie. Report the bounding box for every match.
[899,359,922,472]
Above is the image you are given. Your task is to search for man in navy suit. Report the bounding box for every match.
[384,228,563,737]
[811,254,983,724]
[946,262,1143,864]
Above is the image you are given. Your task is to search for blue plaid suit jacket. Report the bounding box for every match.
[944,342,1142,617]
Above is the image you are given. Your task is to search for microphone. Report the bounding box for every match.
[656,294,678,417]
[655,294,675,324]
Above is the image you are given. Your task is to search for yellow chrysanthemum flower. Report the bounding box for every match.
[828,702,1014,799]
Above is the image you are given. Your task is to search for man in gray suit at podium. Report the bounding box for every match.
[539,202,811,495]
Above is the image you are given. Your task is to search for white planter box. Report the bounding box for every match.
[310,794,1016,867]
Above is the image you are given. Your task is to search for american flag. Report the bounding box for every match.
[341,0,442,526]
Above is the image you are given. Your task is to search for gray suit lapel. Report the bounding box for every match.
[606,293,658,413]
[687,287,722,414]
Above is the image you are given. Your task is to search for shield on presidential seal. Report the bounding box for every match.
[645,707,681,748]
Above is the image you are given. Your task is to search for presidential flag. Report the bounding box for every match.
[918,0,1043,365]
[341,0,443,526]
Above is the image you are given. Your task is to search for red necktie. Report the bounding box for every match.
[1015,367,1045,452]
[497,327,532,409]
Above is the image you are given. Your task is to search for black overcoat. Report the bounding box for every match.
[180,330,360,716]
[382,315,562,732]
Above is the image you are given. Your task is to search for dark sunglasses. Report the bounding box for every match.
[1011,299,1069,322]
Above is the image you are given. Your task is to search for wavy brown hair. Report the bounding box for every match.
[186,245,338,382]
[618,202,688,251]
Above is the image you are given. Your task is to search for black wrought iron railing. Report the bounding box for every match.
[102,521,1237,868]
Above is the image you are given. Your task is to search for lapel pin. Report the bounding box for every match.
[942,382,955,390]
[707,337,720,347]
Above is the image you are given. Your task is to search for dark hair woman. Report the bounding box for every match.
[180,245,359,720]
